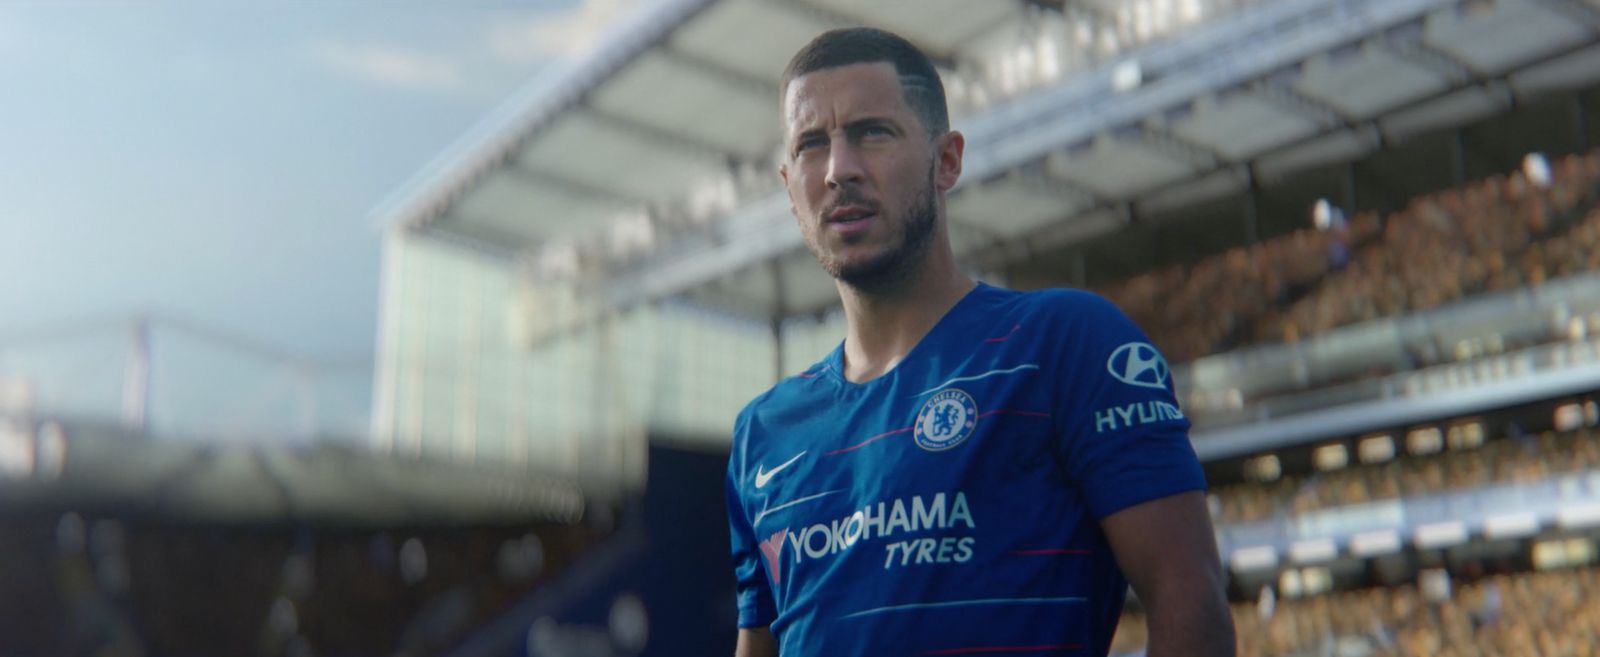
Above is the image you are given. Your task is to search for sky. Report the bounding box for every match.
[0,0,638,369]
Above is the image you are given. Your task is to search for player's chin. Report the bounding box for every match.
[828,250,898,282]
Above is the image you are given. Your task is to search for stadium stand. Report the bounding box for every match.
[1211,425,1600,524]
[1113,392,1600,655]
[0,511,600,657]
[1141,380,1600,657]
[1112,565,1600,657]
[1100,149,1600,365]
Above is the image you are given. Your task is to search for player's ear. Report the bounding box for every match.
[779,162,799,220]
[934,130,964,193]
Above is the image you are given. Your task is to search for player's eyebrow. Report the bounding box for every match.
[843,116,899,135]
[791,116,901,149]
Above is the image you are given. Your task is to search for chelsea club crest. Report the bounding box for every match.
[914,388,979,452]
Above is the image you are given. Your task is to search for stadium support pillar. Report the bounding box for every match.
[121,317,150,435]
[1575,94,1590,153]
[594,310,627,490]
[1243,164,1261,245]
[1343,164,1359,216]
[1451,129,1469,188]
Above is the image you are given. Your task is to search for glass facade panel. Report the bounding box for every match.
[376,235,862,493]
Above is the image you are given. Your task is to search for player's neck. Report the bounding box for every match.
[837,246,974,384]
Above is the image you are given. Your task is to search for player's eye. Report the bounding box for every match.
[795,135,827,154]
[852,124,893,141]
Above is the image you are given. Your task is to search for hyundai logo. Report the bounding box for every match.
[1107,342,1169,390]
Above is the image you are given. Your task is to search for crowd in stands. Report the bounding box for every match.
[1100,149,1600,364]
[1211,426,1600,525]
[0,511,600,657]
[1112,565,1600,657]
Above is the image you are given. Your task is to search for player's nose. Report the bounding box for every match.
[826,141,865,189]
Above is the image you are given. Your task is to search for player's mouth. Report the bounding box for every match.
[826,206,876,236]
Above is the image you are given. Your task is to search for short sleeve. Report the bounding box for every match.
[1052,292,1206,520]
[726,414,777,628]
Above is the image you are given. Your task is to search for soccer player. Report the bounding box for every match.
[726,28,1236,657]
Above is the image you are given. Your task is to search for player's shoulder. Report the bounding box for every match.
[1008,286,1116,310]
[1001,286,1131,327]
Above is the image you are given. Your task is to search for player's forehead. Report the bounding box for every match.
[783,61,911,135]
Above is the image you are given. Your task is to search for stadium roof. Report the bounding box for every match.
[378,0,1600,330]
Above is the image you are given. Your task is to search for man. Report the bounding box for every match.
[725,27,1235,657]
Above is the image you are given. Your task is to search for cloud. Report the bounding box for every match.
[486,0,643,64]
[312,41,463,92]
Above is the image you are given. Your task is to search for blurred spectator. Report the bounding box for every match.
[1257,584,1276,622]
[1525,152,1552,190]
[1312,198,1347,232]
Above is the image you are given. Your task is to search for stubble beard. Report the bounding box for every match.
[809,164,939,294]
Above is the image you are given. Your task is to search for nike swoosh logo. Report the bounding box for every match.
[754,451,807,489]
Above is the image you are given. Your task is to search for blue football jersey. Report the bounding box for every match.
[725,284,1206,656]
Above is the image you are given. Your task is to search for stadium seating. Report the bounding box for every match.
[1211,426,1600,525]
[1100,150,1600,365]
[0,513,598,657]
[1169,398,1600,655]
[1112,565,1600,657]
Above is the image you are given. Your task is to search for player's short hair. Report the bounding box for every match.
[781,28,950,137]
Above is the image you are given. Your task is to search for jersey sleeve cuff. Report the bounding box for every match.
[1086,457,1208,521]
[737,605,776,629]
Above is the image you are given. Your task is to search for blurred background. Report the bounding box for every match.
[3,0,1600,655]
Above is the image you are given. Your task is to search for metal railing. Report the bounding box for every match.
[0,314,371,445]
[1215,467,1600,562]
